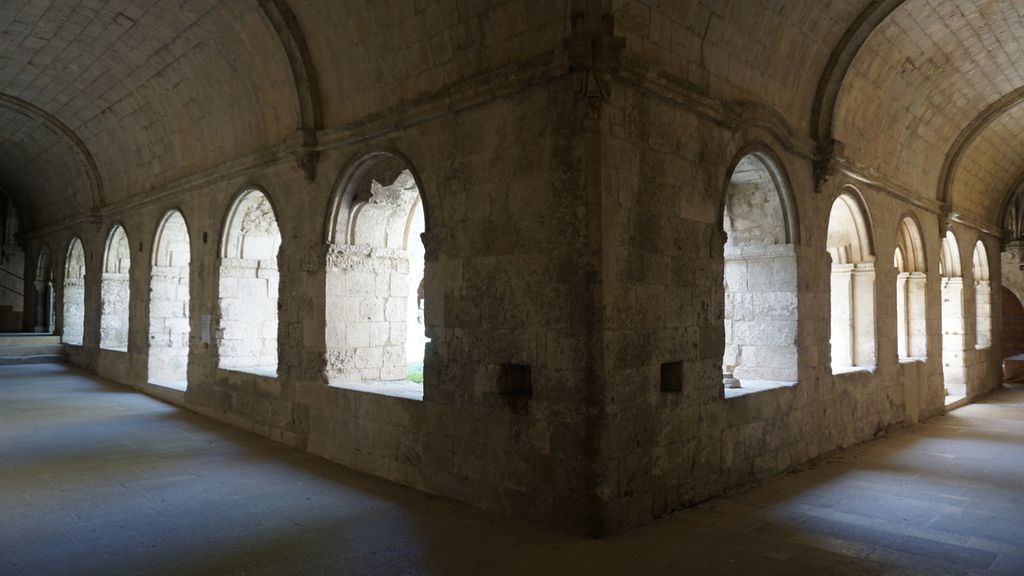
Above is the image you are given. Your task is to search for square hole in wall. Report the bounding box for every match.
[661,361,683,393]
[498,364,532,397]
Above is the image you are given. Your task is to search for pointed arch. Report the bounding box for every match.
[720,148,799,391]
[100,224,131,350]
[895,215,927,359]
[149,210,192,387]
[61,236,86,345]
[973,240,992,350]
[324,151,431,398]
[940,230,962,279]
[218,189,281,375]
[939,230,966,403]
[827,188,876,370]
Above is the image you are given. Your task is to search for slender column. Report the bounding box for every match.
[33,280,46,332]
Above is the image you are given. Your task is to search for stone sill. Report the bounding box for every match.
[220,366,278,378]
[724,380,797,399]
[831,365,875,376]
[898,357,927,365]
[149,380,187,392]
[975,345,992,351]
[944,394,969,410]
[328,378,423,401]
[99,346,128,353]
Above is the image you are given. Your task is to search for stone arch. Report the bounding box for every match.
[895,215,927,359]
[33,245,53,333]
[939,230,962,278]
[720,145,800,245]
[973,240,992,350]
[940,230,967,403]
[720,149,799,392]
[827,189,874,265]
[149,210,192,387]
[827,189,876,370]
[326,150,431,243]
[100,224,131,351]
[0,93,104,209]
[218,189,281,375]
[3,200,19,244]
[62,236,86,346]
[324,152,430,396]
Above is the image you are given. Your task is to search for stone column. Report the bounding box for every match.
[33,280,46,332]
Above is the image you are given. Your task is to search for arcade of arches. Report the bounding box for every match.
[7,0,1024,564]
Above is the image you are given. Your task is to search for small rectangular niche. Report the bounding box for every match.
[498,364,532,397]
[660,361,683,392]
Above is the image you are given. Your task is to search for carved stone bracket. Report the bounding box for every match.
[813,139,840,193]
[295,129,319,183]
[565,12,625,117]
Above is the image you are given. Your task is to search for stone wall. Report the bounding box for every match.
[99,273,130,350]
[148,266,190,383]
[18,4,1008,539]
[723,245,798,383]
[0,242,24,330]
[325,245,409,383]
[217,259,279,374]
[592,66,1001,533]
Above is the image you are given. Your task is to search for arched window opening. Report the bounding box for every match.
[895,217,927,359]
[973,241,991,350]
[100,225,131,351]
[721,153,798,394]
[34,246,53,333]
[0,198,24,331]
[940,231,966,404]
[218,190,280,376]
[326,157,429,399]
[149,211,191,388]
[826,192,876,371]
[62,238,86,345]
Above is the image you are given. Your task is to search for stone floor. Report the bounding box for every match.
[2,364,1023,576]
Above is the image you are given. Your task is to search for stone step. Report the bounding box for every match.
[0,345,64,357]
[0,334,66,365]
[0,353,65,366]
[0,334,62,347]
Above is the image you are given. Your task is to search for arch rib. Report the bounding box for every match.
[256,0,323,182]
[939,86,1024,215]
[810,0,906,189]
[0,93,104,210]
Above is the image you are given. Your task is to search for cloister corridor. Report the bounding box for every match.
[2,363,1023,576]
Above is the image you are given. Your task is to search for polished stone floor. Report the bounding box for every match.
[2,363,1023,576]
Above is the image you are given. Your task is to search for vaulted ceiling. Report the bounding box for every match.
[3,1,1024,232]
[0,0,563,230]
[834,0,1024,226]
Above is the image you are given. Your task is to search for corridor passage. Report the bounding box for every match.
[1,364,1023,576]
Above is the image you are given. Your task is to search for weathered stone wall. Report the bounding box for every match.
[593,67,1002,533]
[218,259,279,373]
[325,245,409,383]
[0,242,24,330]
[15,2,1010,539]
[148,267,190,383]
[99,274,130,350]
[61,240,86,346]
[100,227,132,350]
[29,74,595,533]
[723,245,799,383]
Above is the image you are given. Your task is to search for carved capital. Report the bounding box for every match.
[565,12,625,117]
[295,128,319,183]
[296,149,319,183]
[813,140,840,193]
